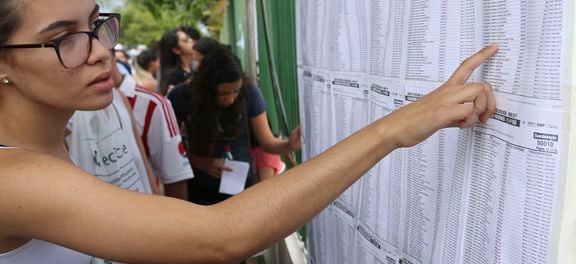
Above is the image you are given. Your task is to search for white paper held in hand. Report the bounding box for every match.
[219,159,250,195]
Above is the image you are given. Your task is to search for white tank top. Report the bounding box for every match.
[0,239,93,264]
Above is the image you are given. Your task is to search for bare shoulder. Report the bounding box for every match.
[0,148,100,190]
[0,149,222,262]
[0,149,111,237]
[0,149,201,260]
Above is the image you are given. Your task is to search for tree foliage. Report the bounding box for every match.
[116,0,225,48]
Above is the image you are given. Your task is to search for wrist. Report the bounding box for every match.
[285,139,297,152]
[374,116,403,152]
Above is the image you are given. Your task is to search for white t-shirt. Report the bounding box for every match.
[119,75,194,184]
[66,100,152,193]
[0,239,93,264]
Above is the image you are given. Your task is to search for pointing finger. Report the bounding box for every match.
[446,44,498,85]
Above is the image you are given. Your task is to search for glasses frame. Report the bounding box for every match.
[0,13,121,69]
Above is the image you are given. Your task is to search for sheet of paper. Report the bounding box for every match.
[296,0,571,263]
[325,1,368,72]
[461,101,563,264]
[218,160,250,195]
[329,72,369,222]
[356,77,405,259]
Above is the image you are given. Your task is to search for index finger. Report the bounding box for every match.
[446,44,499,85]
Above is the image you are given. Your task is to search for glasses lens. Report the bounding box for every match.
[96,16,120,50]
[58,33,91,68]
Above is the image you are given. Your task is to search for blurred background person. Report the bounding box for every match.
[114,45,133,76]
[158,27,199,95]
[191,37,220,72]
[133,48,160,92]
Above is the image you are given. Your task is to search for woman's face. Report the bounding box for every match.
[0,0,114,111]
[216,79,242,108]
[149,58,160,74]
[174,31,194,59]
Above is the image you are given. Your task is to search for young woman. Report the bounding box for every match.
[158,28,195,95]
[169,46,302,204]
[0,0,497,262]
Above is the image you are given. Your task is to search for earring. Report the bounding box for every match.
[0,73,8,84]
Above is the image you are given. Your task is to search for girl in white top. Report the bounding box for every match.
[0,0,498,262]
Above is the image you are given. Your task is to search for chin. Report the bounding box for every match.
[219,103,233,108]
[76,92,114,111]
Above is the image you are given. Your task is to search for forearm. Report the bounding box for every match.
[118,117,396,263]
[212,116,398,260]
[259,137,292,155]
[188,154,207,171]
[251,113,299,155]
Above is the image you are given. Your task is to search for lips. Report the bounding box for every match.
[88,71,114,90]
[89,71,112,85]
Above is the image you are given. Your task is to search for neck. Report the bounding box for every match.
[180,57,192,73]
[0,92,73,160]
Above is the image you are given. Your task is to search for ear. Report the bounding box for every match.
[0,63,10,83]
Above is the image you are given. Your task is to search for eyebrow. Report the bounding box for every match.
[38,4,100,35]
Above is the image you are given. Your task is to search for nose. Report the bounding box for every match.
[223,95,236,105]
[219,94,237,107]
[85,37,112,66]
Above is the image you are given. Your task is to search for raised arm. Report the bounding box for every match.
[250,111,301,155]
[0,44,497,264]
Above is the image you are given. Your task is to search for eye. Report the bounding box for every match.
[47,31,72,42]
[89,18,101,31]
[58,34,77,46]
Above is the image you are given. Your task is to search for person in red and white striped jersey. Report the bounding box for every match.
[116,72,193,200]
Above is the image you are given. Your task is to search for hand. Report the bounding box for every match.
[193,157,232,179]
[387,44,498,148]
[288,126,302,151]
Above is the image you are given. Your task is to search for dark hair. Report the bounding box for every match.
[159,29,182,95]
[193,37,220,56]
[136,48,158,70]
[0,0,22,59]
[187,46,248,156]
[179,25,201,41]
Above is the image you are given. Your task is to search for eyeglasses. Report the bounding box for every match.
[0,13,121,69]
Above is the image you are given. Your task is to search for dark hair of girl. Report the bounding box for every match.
[193,37,220,56]
[159,29,182,95]
[187,46,248,156]
[0,0,22,59]
[179,25,201,41]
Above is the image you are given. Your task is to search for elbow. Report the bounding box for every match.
[202,243,251,264]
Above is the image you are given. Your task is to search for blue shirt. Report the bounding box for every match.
[168,83,266,195]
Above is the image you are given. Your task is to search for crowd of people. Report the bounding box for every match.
[110,21,295,205]
[0,0,498,263]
